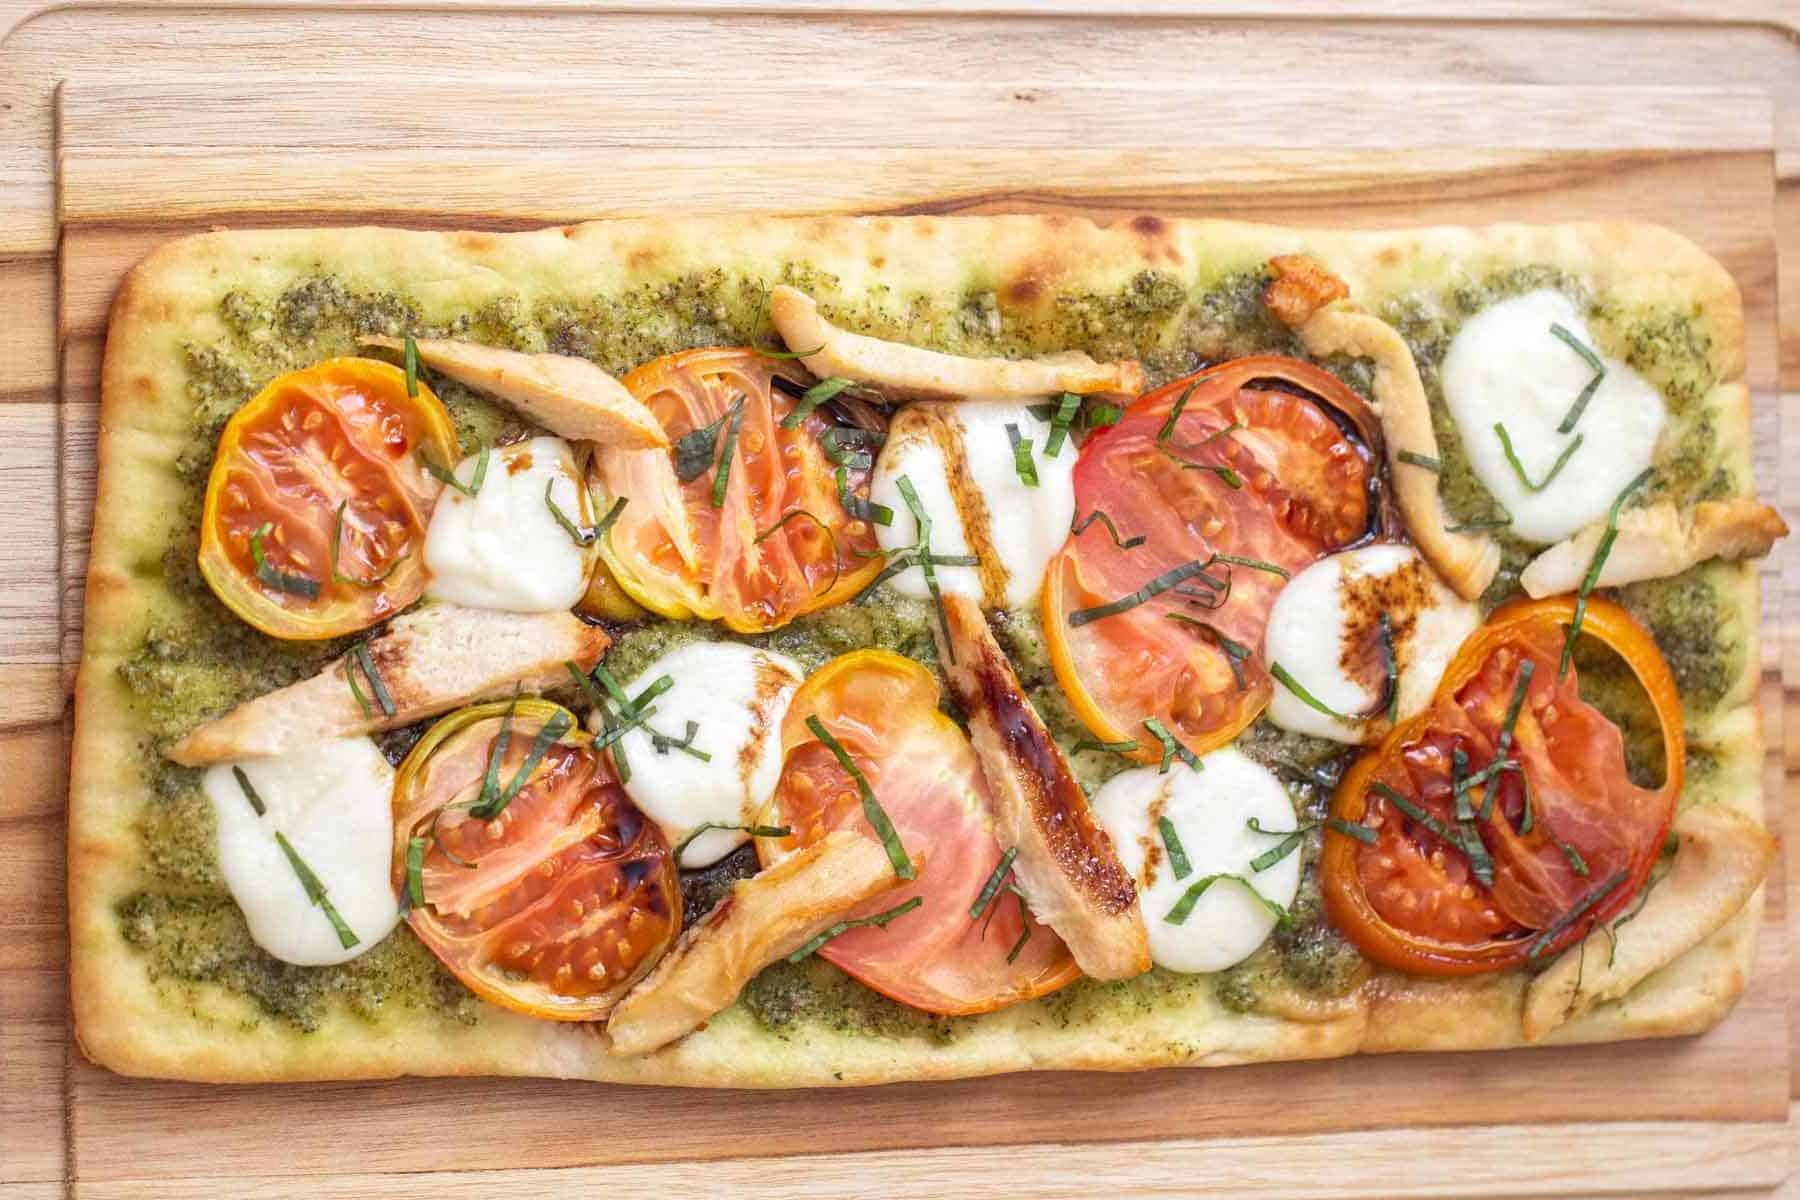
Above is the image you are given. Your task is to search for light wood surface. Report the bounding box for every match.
[3,4,1797,1197]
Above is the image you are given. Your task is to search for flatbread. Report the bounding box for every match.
[70,214,1767,1086]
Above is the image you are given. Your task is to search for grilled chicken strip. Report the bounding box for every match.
[359,336,668,449]
[1520,497,1788,598]
[1522,804,1774,1041]
[168,605,609,765]
[606,831,904,1056]
[933,594,1149,980]
[765,285,1144,403]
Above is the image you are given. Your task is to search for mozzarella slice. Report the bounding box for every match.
[1263,544,1479,745]
[1091,749,1300,973]
[201,737,401,966]
[1441,288,1665,544]
[423,435,593,612]
[592,642,804,869]
[869,399,1077,611]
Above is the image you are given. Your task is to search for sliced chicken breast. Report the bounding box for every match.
[606,831,903,1056]
[168,605,609,765]
[765,285,1145,403]
[1520,497,1788,598]
[359,336,667,449]
[933,593,1150,980]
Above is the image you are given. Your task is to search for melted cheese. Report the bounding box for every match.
[1441,289,1665,544]
[1091,748,1300,973]
[201,737,401,966]
[870,400,1077,610]
[423,435,592,611]
[595,642,804,869]
[1263,544,1479,744]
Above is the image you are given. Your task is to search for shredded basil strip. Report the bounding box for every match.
[404,836,426,909]
[403,333,420,397]
[567,661,633,784]
[1143,718,1198,774]
[788,895,923,962]
[1397,450,1441,472]
[896,475,954,663]
[1270,661,1357,723]
[1070,508,1144,550]
[806,714,913,880]
[1157,816,1193,880]
[232,766,267,817]
[1165,873,1289,927]
[351,642,396,717]
[544,480,598,546]
[1560,466,1654,678]
[1044,392,1081,457]
[1246,820,1305,872]
[420,446,488,498]
[650,719,712,762]
[1449,746,1496,886]
[710,395,747,509]
[755,508,842,597]
[274,831,359,949]
[249,522,321,599]
[1445,515,1513,533]
[1068,558,1216,628]
[1559,840,1591,877]
[1073,737,1139,756]
[1004,890,1032,964]
[781,377,855,429]
[1325,818,1378,844]
[1006,422,1040,487]
[1379,612,1400,726]
[672,821,790,860]
[835,464,895,528]
[1494,422,1582,493]
[819,427,873,470]
[1167,449,1243,489]
[475,710,574,820]
[472,699,517,815]
[1211,553,1289,580]
[1165,612,1249,690]
[674,409,729,483]
[970,846,1020,920]
[1527,871,1628,961]
[1495,659,1535,764]
[1371,781,1455,843]
[1549,322,1607,433]
[345,653,373,718]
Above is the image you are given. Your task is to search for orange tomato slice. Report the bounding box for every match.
[198,357,459,640]
[759,651,1080,1015]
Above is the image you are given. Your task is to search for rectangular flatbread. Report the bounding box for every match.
[70,214,1770,1086]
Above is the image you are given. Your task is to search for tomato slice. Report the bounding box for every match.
[758,651,1080,1015]
[198,357,459,640]
[392,700,680,1020]
[591,349,884,633]
[1044,358,1379,762]
[1322,597,1683,975]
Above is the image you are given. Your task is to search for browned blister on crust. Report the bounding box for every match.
[934,593,1149,980]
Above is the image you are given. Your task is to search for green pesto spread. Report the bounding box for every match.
[115,253,1742,1041]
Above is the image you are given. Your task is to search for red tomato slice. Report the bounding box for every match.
[591,348,883,633]
[198,357,459,640]
[758,651,1080,1015]
[1044,358,1379,762]
[392,700,681,1020]
[1323,597,1683,975]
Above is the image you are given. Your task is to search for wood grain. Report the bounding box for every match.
[2,4,1796,1198]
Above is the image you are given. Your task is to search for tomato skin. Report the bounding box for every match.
[592,348,884,633]
[1045,358,1379,764]
[198,357,458,640]
[392,700,681,1021]
[1322,597,1684,976]
[759,651,1080,1015]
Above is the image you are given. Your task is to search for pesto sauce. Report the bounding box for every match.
[120,252,1740,1040]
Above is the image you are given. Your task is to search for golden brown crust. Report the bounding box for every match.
[71,214,1767,1087]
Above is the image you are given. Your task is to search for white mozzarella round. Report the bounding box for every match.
[593,641,804,869]
[1441,288,1665,544]
[1092,749,1301,974]
[424,435,592,612]
[870,399,1077,610]
[202,737,401,967]
[1263,544,1480,745]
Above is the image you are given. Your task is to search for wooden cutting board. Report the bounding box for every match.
[3,4,1797,1197]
